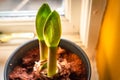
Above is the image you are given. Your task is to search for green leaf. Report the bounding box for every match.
[36,3,51,40]
[44,10,62,47]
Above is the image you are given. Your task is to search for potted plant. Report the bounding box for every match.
[4,3,91,80]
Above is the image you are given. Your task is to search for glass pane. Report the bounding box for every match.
[0,0,64,16]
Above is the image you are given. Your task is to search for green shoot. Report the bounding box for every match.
[43,10,62,77]
[36,3,51,61]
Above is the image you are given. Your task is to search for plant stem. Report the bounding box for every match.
[47,47,58,77]
[39,40,48,61]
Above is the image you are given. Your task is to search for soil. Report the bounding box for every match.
[9,47,87,80]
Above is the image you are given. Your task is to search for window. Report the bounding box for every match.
[0,0,65,33]
[0,0,106,50]
[0,0,84,34]
[0,0,83,34]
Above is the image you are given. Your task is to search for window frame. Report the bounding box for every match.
[84,0,107,60]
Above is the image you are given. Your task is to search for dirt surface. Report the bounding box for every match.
[9,47,87,80]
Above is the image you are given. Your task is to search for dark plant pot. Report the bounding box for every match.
[4,39,91,80]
